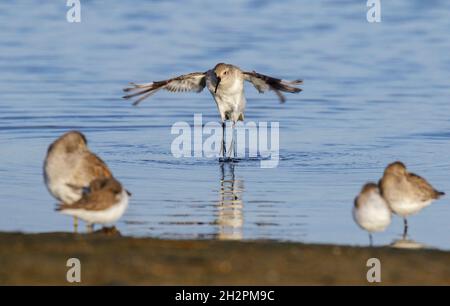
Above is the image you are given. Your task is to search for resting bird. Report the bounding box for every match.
[353,182,392,246]
[44,131,113,231]
[379,161,445,238]
[123,63,303,158]
[56,177,130,233]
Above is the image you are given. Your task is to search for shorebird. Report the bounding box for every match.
[44,131,113,231]
[379,161,445,238]
[123,63,302,158]
[353,182,392,246]
[56,177,130,232]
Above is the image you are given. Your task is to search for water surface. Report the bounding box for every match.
[1,1,450,248]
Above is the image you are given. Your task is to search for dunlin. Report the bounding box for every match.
[44,131,113,230]
[56,177,130,232]
[379,161,445,237]
[123,63,302,158]
[353,182,392,245]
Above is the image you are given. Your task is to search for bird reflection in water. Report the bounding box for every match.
[215,163,244,240]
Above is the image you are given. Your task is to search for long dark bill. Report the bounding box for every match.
[215,77,221,93]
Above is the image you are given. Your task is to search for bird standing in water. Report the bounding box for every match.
[123,63,302,159]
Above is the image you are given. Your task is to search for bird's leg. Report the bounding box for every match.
[227,122,235,159]
[369,233,373,247]
[403,218,408,238]
[233,122,237,158]
[221,121,226,159]
[73,217,78,233]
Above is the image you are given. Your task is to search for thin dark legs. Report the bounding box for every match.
[221,121,237,160]
[221,121,226,158]
[403,218,408,238]
[228,122,237,159]
[73,216,78,233]
[369,233,373,247]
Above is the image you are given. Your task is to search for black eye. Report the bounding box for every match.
[224,71,227,75]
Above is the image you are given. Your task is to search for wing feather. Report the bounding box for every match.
[58,178,121,211]
[123,72,207,106]
[407,173,445,200]
[243,71,303,103]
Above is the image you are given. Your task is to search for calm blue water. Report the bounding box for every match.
[1,1,450,248]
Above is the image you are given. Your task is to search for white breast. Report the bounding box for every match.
[388,198,432,217]
[44,154,83,204]
[206,76,246,121]
[353,193,391,233]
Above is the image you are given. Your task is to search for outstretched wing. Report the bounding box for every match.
[243,71,303,103]
[123,72,207,106]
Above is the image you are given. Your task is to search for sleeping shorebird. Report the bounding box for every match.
[44,131,113,231]
[56,177,130,233]
[379,161,445,238]
[353,182,392,246]
[123,63,302,158]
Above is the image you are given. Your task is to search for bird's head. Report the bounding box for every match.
[384,161,407,176]
[213,63,235,93]
[360,182,379,195]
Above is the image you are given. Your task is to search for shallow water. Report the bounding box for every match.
[1,1,450,248]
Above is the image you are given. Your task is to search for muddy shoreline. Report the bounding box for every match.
[1,232,450,285]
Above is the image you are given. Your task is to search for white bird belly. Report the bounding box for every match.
[206,75,246,121]
[215,94,245,118]
[44,155,83,204]
[389,199,432,217]
[353,194,391,233]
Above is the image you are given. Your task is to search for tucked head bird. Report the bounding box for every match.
[44,131,113,231]
[379,161,445,238]
[123,63,302,158]
[56,177,130,232]
[353,182,392,246]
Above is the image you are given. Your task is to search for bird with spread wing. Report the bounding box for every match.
[123,63,303,158]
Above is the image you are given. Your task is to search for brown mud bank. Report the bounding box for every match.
[1,232,450,285]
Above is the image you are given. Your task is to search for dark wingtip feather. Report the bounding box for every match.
[274,90,286,103]
[123,94,137,100]
[122,87,154,101]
